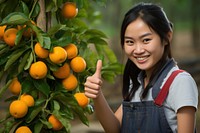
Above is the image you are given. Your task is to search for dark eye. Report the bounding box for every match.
[125,40,134,45]
[143,38,151,43]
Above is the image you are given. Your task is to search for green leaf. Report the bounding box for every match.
[0,12,29,25]
[30,2,40,18]
[0,0,18,19]
[102,45,118,63]
[102,72,116,83]
[26,106,42,123]
[53,100,60,111]
[20,1,30,16]
[15,28,24,45]
[32,79,50,97]
[4,47,28,71]
[51,36,72,47]
[88,37,108,46]
[0,46,10,56]
[84,29,107,38]
[18,50,31,74]
[52,92,77,106]
[31,25,51,49]
[24,52,33,70]
[47,24,66,36]
[45,0,59,12]
[102,63,124,74]
[21,77,33,93]
[0,79,12,99]
[52,110,71,132]
[34,121,43,133]
[72,106,89,126]
[40,118,52,129]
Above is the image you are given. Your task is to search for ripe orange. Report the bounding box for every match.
[49,46,67,64]
[20,94,35,107]
[9,100,28,118]
[0,25,6,40]
[64,43,78,59]
[74,93,89,108]
[15,126,32,133]
[29,61,47,79]
[62,73,78,91]
[34,42,49,58]
[9,77,21,95]
[53,63,70,79]
[48,115,63,131]
[62,2,78,19]
[3,28,18,46]
[70,56,86,73]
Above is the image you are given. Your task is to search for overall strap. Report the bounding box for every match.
[152,59,176,99]
[154,70,185,106]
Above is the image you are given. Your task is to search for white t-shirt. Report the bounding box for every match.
[130,66,198,132]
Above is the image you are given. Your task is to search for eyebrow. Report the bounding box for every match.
[124,32,152,40]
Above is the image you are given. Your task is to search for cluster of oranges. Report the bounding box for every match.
[0,1,91,132]
[31,42,87,91]
[8,78,35,132]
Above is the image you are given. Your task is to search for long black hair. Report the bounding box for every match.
[121,2,173,101]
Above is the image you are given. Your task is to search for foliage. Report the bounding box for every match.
[0,0,123,132]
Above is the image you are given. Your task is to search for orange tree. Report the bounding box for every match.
[0,0,123,132]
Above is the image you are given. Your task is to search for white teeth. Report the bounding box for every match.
[137,57,146,61]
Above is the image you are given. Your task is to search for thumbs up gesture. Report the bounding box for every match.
[84,60,103,99]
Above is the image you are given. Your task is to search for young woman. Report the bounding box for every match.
[84,2,198,133]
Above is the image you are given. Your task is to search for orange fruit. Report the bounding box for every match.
[62,73,78,91]
[0,25,6,40]
[29,61,47,79]
[9,100,28,118]
[3,28,18,46]
[62,2,78,19]
[53,63,70,79]
[48,115,63,131]
[15,126,32,133]
[9,77,21,95]
[64,43,78,59]
[49,46,67,64]
[70,56,86,73]
[20,94,35,107]
[74,93,89,108]
[34,42,49,58]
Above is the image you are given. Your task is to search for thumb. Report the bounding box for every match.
[93,60,102,78]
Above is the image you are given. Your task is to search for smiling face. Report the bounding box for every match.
[124,18,166,76]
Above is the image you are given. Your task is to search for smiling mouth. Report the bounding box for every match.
[136,56,149,62]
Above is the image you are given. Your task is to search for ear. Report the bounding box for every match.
[167,31,173,43]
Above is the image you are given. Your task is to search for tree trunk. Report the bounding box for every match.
[36,0,46,32]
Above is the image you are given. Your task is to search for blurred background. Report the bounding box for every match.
[1,0,200,132]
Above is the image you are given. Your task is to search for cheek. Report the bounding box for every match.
[124,45,132,55]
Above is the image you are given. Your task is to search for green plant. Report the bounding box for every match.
[0,0,123,132]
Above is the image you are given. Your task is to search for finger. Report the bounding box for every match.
[85,92,98,99]
[93,60,102,78]
[84,87,99,95]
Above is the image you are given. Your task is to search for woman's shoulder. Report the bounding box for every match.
[165,67,198,112]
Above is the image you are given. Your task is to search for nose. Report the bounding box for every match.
[133,43,144,54]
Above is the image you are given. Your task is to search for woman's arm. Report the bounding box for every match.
[84,60,121,133]
[177,106,196,133]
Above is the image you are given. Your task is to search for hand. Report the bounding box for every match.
[84,60,102,99]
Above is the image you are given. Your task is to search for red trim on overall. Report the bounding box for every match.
[154,70,184,106]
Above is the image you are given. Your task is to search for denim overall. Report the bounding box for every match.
[121,59,175,133]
